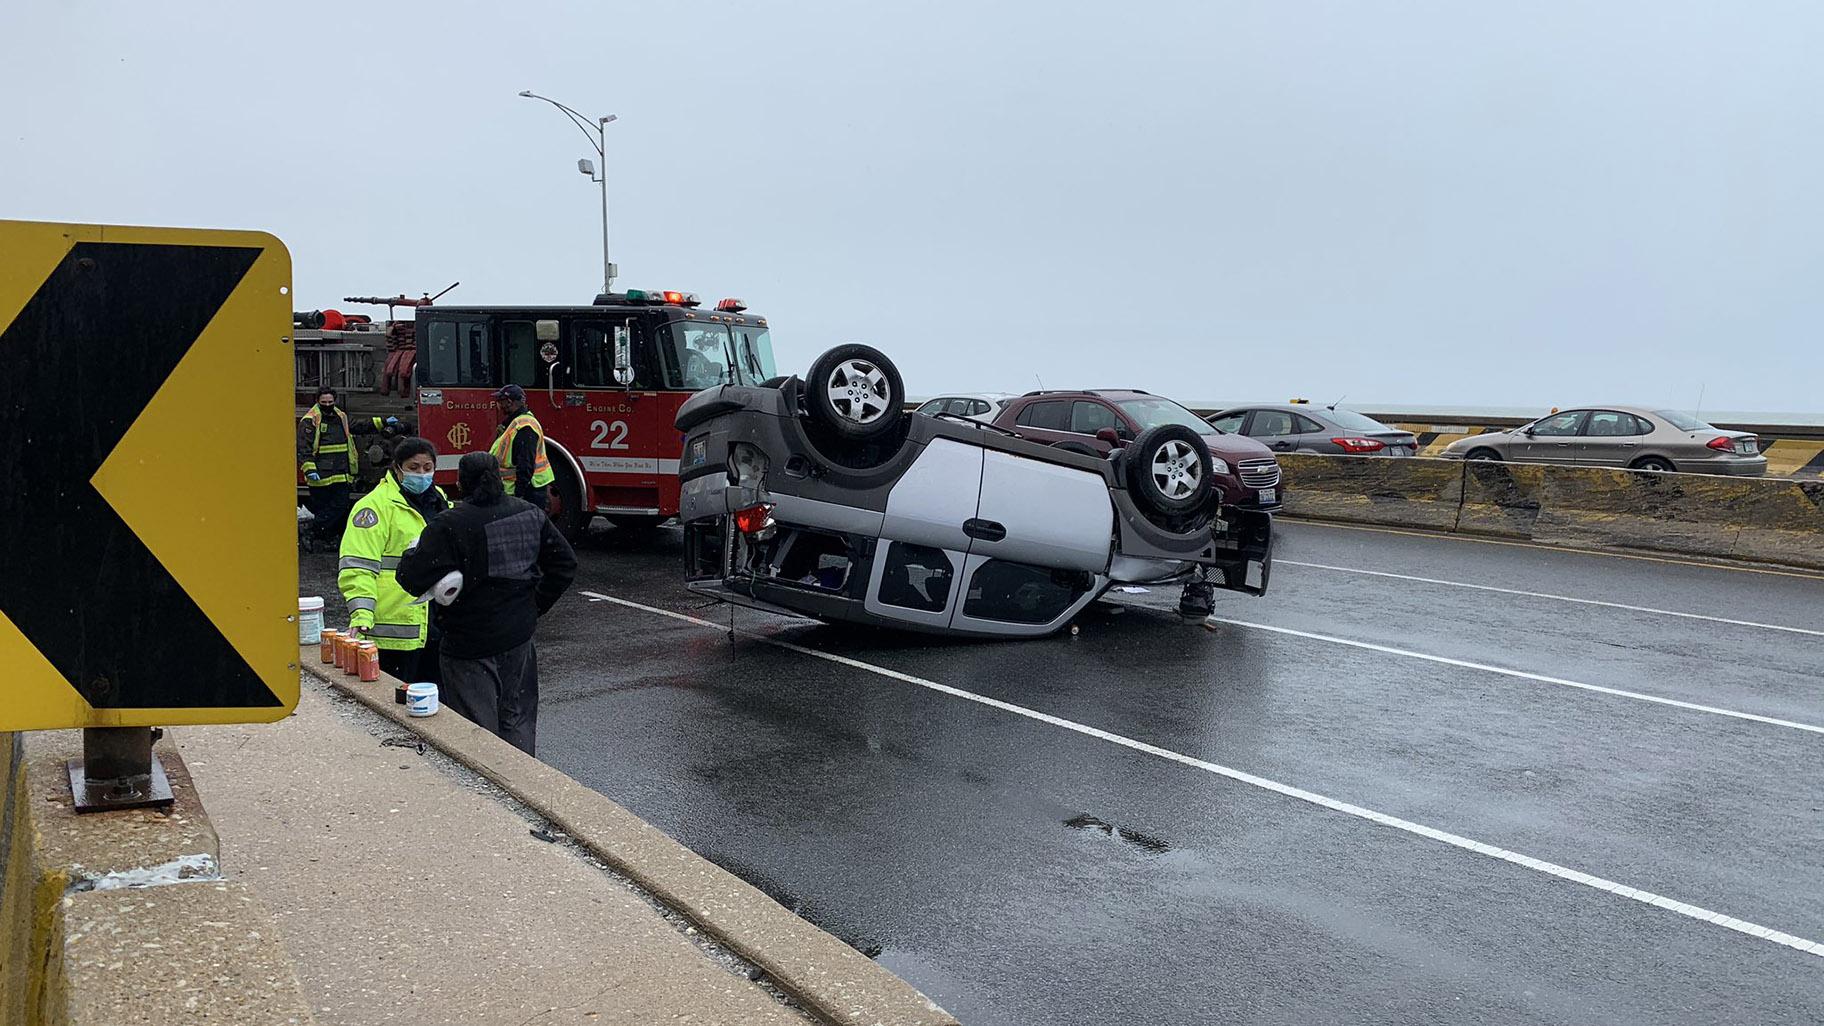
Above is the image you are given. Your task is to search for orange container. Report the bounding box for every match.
[358,643,380,682]
[339,634,359,673]
[331,633,347,669]
[319,629,340,664]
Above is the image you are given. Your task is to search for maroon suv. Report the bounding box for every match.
[992,390,1283,510]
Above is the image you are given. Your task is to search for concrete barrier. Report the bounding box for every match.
[1732,479,1824,569]
[1275,453,1463,531]
[1531,467,1751,561]
[0,731,313,1026]
[1276,453,1824,570]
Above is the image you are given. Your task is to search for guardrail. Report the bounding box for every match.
[1276,452,1824,570]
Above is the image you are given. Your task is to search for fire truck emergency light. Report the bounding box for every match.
[716,298,747,312]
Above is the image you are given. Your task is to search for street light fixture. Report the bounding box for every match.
[518,90,619,295]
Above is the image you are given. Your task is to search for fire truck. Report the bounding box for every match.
[412,289,778,536]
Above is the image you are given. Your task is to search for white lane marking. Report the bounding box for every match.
[580,590,1824,959]
[1278,560,1824,638]
[1204,618,1824,736]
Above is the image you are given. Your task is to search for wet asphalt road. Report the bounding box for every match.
[302,520,1824,1025]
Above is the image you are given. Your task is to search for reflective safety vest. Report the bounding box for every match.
[301,404,354,486]
[338,473,447,651]
[489,413,556,489]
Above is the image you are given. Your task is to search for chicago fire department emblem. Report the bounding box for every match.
[446,422,471,449]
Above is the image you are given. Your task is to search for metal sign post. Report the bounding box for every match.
[67,727,173,813]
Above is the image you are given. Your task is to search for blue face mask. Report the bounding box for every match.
[399,471,435,495]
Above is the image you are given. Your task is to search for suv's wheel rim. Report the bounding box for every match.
[826,359,890,424]
[1151,439,1201,499]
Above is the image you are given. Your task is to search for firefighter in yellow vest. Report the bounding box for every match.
[339,437,451,682]
[298,388,397,543]
[488,384,555,511]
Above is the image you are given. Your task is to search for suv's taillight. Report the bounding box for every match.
[733,502,776,539]
[1332,437,1386,453]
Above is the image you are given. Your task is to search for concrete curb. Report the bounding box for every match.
[302,650,957,1026]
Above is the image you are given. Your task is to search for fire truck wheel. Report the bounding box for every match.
[806,344,903,441]
[549,458,591,541]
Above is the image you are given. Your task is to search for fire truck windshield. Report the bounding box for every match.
[662,320,777,389]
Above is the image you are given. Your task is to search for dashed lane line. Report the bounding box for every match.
[1204,617,1824,736]
[579,589,1824,960]
[1276,560,1824,638]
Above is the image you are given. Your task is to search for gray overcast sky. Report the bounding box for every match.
[4,1,1820,414]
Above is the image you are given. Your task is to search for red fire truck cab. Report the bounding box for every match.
[413,290,777,536]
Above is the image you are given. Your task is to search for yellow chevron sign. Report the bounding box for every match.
[0,221,299,730]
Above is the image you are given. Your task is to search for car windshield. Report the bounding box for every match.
[1117,397,1212,432]
[1652,409,1713,432]
[1327,408,1393,432]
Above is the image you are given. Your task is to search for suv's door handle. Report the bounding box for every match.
[963,518,1006,542]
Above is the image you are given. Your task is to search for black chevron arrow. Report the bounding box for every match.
[0,241,281,709]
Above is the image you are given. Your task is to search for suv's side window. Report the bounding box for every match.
[1208,412,1245,433]
[1531,411,1586,437]
[916,400,945,415]
[945,398,974,416]
[1015,401,1070,430]
[970,400,992,417]
[1248,410,1300,437]
[1070,401,1118,435]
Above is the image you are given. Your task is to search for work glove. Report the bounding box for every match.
[384,416,402,429]
[305,471,321,483]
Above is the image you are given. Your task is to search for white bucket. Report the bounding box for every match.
[406,682,439,717]
[298,596,325,645]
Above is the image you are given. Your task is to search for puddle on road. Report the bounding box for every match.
[1064,813,1173,855]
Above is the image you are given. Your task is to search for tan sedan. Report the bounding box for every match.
[1440,407,1767,476]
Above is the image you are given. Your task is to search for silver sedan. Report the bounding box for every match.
[1440,406,1766,476]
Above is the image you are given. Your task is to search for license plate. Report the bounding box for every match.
[1259,488,1276,505]
[1390,446,1412,456]
[1737,441,1757,455]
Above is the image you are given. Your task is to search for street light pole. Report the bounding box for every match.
[518,90,619,295]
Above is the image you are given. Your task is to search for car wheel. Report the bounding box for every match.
[806,344,904,441]
[1466,447,1502,462]
[1126,425,1214,516]
[1630,456,1676,473]
[1051,441,1101,458]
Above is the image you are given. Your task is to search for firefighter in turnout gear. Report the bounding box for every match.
[298,388,398,543]
[339,437,451,682]
[488,384,555,512]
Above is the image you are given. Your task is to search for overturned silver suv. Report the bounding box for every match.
[676,344,1272,639]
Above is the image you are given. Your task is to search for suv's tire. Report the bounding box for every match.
[806,344,903,441]
[1126,425,1214,516]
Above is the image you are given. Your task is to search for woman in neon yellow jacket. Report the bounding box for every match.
[339,437,450,681]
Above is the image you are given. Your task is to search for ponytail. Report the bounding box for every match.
[458,451,506,506]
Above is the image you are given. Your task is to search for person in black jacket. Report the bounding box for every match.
[395,452,577,754]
